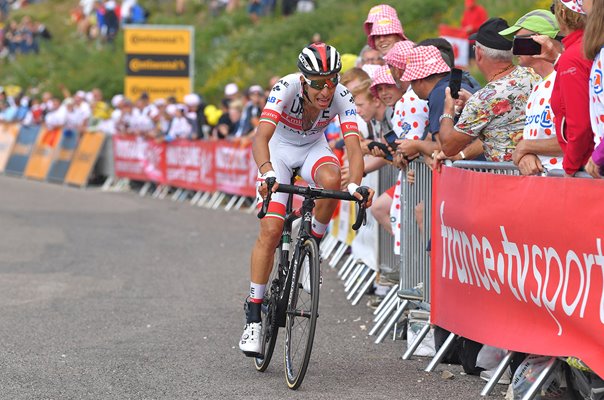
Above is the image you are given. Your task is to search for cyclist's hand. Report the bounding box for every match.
[257,170,278,199]
[347,183,374,208]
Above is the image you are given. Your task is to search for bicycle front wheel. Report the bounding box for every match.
[284,238,320,390]
[254,245,282,372]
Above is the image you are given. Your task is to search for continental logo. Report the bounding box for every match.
[128,84,187,97]
[126,55,189,77]
[124,28,191,54]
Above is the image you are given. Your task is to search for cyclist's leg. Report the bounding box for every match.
[299,140,341,244]
[240,139,299,355]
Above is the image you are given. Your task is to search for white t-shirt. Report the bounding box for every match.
[392,88,429,140]
[523,72,562,171]
[589,48,604,147]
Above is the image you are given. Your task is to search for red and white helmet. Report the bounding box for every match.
[297,42,342,77]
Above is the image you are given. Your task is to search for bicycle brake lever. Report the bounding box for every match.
[257,177,276,219]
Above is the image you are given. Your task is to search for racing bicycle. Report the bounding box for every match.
[254,175,368,389]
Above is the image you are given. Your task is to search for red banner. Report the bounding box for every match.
[113,135,166,183]
[431,167,604,377]
[165,140,216,192]
[214,141,257,197]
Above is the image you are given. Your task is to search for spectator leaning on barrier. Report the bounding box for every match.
[401,45,480,161]
[584,0,604,178]
[437,18,541,162]
[546,0,592,176]
[499,10,565,175]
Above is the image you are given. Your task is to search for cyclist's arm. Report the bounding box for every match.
[343,133,364,185]
[252,121,277,174]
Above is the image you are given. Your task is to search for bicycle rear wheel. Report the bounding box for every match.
[254,245,282,371]
[284,238,320,389]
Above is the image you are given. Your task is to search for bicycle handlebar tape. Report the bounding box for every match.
[257,177,277,219]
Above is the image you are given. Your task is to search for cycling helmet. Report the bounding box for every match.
[297,42,342,77]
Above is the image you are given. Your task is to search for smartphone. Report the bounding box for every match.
[383,130,399,151]
[367,141,393,161]
[512,37,542,56]
[448,68,463,100]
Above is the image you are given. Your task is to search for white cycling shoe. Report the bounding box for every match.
[239,322,263,357]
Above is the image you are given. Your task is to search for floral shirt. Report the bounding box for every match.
[456,66,541,162]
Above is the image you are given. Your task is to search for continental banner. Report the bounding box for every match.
[431,166,604,377]
[47,129,79,183]
[124,25,194,102]
[5,124,41,176]
[65,131,106,187]
[0,123,19,173]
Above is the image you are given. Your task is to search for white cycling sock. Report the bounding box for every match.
[249,282,266,304]
[311,217,328,239]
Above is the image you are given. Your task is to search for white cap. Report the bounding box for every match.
[75,90,86,99]
[166,104,178,116]
[184,93,201,106]
[105,1,116,10]
[63,97,75,106]
[224,83,239,97]
[85,91,94,103]
[111,94,124,108]
[248,85,264,95]
[154,98,167,106]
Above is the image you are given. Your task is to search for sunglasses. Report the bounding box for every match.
[303,75,339,90]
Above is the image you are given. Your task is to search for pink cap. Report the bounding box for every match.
[370,65,397,98]
[401,46,451,82]
[383,40,415,70]
[560,0,585,14]
[367,18,407,50]
[363,4,399,36]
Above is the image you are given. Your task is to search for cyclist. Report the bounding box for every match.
[239,42,375,356]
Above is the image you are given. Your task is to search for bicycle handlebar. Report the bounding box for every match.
[257,179,369,231]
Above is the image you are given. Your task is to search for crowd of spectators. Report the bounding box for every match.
[72,0,148,43]
[274,0,601,395]
[0,80,268,145]
[0,13,50,59]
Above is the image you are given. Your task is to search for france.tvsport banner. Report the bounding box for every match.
[124,25,194,102]
[431,166,604,377]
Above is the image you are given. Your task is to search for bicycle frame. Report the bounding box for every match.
[274,193,315,328]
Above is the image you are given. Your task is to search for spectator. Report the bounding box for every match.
[461,0,488,36]
[63,97,88,137]
[296,0,314,13]
[583,0,604,178]
[211,98,232,140]
[236,84,264,138]
[183,93,209,140]
[175,0,185,15]
[164,104,194,141]
[500,10,565,175]
[281,0,297,16]
[367,16,407,57]
[436,18,541,162]
[102,1,119,44]
[248,0,262,24]
[0,0,9,22]
[224,82,240,101]
[550,0,593,177]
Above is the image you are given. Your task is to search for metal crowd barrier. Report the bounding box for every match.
[371,158,433,343]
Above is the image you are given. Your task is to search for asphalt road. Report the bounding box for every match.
[0,175,507,400]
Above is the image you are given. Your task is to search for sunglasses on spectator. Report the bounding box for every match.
[303,75,339,90]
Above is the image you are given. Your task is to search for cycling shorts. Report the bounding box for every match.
[257,135,339,220]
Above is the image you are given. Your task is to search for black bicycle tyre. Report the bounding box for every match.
[254,246,282,371]
[284,238,320,390]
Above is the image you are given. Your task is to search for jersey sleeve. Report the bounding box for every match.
[259,77,294,127]
[334,86,360,140]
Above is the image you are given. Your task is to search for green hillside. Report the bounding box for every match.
[2,0,548,104]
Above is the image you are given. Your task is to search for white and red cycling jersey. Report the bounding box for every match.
[257,73,360,220]
[259,73,360,145]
